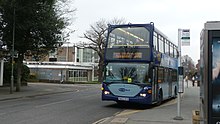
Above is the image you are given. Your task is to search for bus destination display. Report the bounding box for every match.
[113,52,142,59]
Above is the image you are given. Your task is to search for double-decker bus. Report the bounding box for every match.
[101,22,178,105]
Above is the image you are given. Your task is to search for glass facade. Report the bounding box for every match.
[77,48,98,63]
[69,70,88,82]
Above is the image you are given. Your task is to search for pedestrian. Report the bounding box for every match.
[185,76,189,87]
[60,75,65,84]
[185,76,188,82]
[192,76,195,86]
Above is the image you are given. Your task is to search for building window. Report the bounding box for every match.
[83,48,92,62]
[68,70,88,82]
[76,48,99,63]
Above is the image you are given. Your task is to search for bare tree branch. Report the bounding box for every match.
[79,18,126,82]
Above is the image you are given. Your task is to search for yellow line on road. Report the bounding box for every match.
[116,110,142,117]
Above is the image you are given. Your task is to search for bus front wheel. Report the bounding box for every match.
[156,90,163,106]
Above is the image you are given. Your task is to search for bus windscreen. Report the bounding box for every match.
[104,63,150,84]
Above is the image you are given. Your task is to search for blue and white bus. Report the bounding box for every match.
[101,22,178,105]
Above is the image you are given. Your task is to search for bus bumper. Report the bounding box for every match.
[102,94,152,105]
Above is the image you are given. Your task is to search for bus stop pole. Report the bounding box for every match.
[174,29,184,120]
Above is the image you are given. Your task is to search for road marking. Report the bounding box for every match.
[92,110,141,124]
[116,110,142,117]
[111,117,128,123]
[35,99,73,108]
[92,117,112,124]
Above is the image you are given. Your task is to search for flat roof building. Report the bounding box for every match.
[25,43,99,83]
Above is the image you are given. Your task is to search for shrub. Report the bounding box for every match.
[3,62,30,85]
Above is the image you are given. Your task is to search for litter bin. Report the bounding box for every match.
[192,110,200,124]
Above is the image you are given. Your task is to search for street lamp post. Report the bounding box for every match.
[10,7,15,94]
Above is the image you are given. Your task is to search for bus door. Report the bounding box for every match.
[168,69,172,97]
[152,67,158,102]
[164,69,169,98]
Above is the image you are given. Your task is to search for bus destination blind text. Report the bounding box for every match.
[113,52,142,59]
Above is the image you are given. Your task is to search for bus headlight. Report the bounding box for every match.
[140,93,147,97]
[101,87,104,90]
[104,91,110,95]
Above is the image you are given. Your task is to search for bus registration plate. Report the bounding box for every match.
[118,97,129,101]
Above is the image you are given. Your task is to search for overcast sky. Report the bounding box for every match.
[69,0,220,63]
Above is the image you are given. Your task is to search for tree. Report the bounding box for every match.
[0,0,75,91]
[0,42,8,58]
[80,18,126,82]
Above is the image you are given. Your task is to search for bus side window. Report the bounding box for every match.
[153,32,158,51]
[158,67,164,83]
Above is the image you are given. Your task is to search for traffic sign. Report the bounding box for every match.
[181,29,190,46]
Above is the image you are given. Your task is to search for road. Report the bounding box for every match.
[0,84,124,124]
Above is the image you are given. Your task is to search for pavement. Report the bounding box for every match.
[98,80,200,124]
[0,81,200,124]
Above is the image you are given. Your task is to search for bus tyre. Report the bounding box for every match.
[156,91,163,106]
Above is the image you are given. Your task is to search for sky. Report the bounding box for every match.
[68,0,220,63]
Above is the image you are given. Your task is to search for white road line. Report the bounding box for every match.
[92,117,112,124]
[35,99,73,108]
